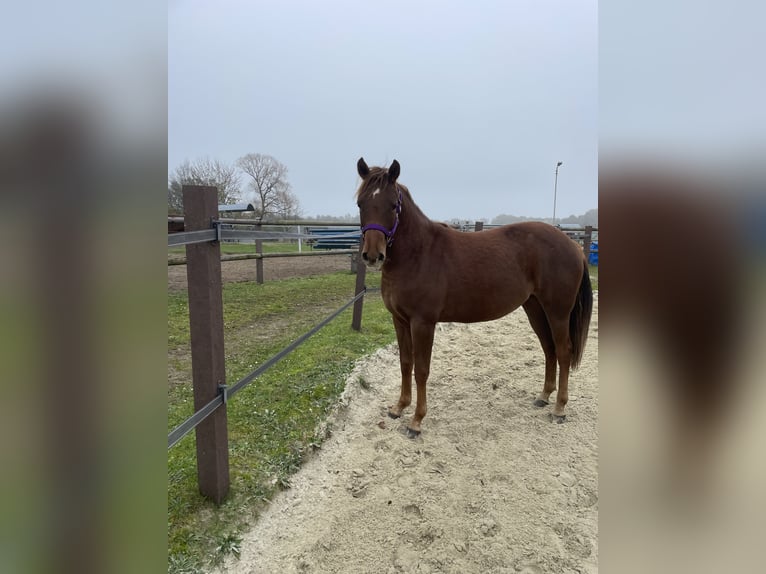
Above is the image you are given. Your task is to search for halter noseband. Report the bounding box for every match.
[360,186,403,246]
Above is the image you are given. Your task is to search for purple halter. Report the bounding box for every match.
[360,186,403,246]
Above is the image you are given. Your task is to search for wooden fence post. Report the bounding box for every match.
[583,225,593,263]
[474,221,484,232]
[255,222,264,284]
[183,185,230,504]
[351,248,367,331]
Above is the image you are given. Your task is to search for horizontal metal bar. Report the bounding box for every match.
[220,229,360,241]
[167,249,359,266]
[169,216,361,226]
[169,216,598,232]
[167,289,368,449]
[252,250,357,259]
[168,228,361,246]
[220,229,315,241]
[228,289,366,398]
[167,393,224,449]
[168,229,217,247]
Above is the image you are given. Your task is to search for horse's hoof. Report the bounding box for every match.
[552,414,566,424]
[406,427,421,439]
[388,411,401,419]
[533,398,549,408]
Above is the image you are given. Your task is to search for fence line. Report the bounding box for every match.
[168,227,361,247]
[168,216,597,240]
[168,288,367,450]
[170,185,371,503]
[167,249,358,266]
[168,216,361,227]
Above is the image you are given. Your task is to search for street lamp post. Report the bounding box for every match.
[553,161,563,225]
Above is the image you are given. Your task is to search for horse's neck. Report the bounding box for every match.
[389,193,433,260]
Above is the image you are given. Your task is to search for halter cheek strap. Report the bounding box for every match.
[360,187,403,246]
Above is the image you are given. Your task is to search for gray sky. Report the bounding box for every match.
[169,0,597,221]
[599,1,765,164]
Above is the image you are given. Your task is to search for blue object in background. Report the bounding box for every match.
[587,241,598,266]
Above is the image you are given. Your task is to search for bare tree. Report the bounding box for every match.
[275,187,303,219]
[167,158,241,213]
[236,153,302,221]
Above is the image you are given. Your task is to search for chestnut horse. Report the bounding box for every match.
[356,158,593,437]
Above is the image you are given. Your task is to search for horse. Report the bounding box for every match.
[355,157,593,437]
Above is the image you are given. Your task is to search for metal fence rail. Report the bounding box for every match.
[167,249,359,266]
[168,226,361,248]
[168,229,218,247]
[168,221,598,249]
[169,216,361,226]
[167,288,367,449]
[221,228,359,242]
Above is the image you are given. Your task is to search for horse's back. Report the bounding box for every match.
[465,221,585,304]
[499,221,582,252]
[446,221,583,273]
[496,222,587,310]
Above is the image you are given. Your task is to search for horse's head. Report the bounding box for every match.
[355,157,402,269]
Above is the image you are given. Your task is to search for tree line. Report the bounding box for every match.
[491,208,598,227]
[168,153,302,221]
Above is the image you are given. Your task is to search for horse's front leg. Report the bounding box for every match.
[406,320,436,438]
[388,315,413,419]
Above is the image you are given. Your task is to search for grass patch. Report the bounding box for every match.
[168,270,393,572]
[588,264,598,290]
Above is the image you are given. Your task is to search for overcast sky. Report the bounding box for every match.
[169,0,597,221]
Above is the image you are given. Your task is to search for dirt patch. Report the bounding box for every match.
[219,296,598,574]
[168,254,353,291]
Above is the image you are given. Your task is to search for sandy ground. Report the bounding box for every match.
[218,295,598,574]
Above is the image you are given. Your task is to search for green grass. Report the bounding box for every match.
[168,270,394,573]
[588,264,598,290]
[169,242,301,257]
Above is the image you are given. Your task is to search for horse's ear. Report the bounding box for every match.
[388,159,400,183]
[357,157,370,179]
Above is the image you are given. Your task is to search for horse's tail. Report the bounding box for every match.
[569,260,593,370]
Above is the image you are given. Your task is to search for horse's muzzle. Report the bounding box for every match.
[362,251,385,268]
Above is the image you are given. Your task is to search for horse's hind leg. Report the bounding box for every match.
[522,297,557,408]
[389,315,414,419]
[548,316,573,423]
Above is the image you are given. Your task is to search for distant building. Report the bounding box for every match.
[218,203,256,213]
